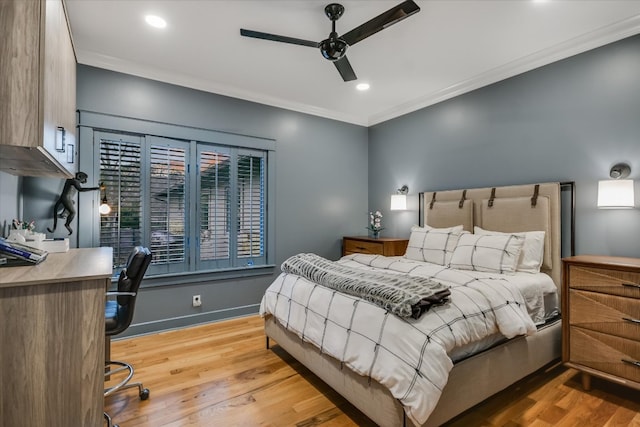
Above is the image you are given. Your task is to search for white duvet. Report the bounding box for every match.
[260,254,555,425]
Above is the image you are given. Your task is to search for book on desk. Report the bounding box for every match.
[0,238,49,266]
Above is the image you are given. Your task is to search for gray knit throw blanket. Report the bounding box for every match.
[281,253,451,319]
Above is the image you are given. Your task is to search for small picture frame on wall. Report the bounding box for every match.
[67,144,74,163]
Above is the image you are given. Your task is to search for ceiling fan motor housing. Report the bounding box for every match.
[321,4,347,61]
[320,34,348,61]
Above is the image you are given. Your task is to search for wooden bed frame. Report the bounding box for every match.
[265,182,569,426]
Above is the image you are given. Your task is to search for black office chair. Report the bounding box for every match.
[104,246,152,427]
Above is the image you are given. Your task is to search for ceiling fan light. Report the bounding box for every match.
[320,37,348,61]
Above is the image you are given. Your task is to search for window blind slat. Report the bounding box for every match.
[149,145,187,265]
[199,150,231,262]
[99,138,142,268]
[237,154,265,259]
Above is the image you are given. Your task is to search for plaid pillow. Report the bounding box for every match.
[404,225,464,266]
[449,233,524,274]
[474,226,545,273]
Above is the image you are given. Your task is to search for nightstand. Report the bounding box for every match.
[562,255,640,391]
[342,236,408,257]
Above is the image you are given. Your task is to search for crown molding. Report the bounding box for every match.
[76,13,640,128]
[368,14,640,126]
[76,51,369,126]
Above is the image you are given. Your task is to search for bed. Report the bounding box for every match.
[261,182,567,426]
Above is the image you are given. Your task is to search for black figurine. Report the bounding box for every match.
[47,171,100,235]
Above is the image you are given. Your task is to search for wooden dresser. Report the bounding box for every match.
[342,236,408,257]
[562,255,640,391]
[0,247,113,427]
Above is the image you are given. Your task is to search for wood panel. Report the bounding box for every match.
[569,290,640,340]
[0,0,76,177]
[0,279,105,427]
[343,238,385,255]
[0,0,41,148]
[42,0,77,171]
[0,247,114,289]
[568,327,640,386]
[0,248,112,427]
[104,315,640,427]
[567,264,640,299]
[342,236,408,257]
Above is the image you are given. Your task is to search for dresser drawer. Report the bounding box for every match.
[569,327,640,384]
[569,290,640,341]
[566,264,640,299]
[343,239,384,255]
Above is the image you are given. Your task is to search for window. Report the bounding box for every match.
[99,135,142,269]
[236,152,265,261]
[197,146,231,269]
[97,131,267,276]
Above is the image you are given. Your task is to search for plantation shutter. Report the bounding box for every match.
[197,147,232,269]
[96,128,269,276]
[236,151,265,264]
[99,134,142,269]
[148,137,188,274]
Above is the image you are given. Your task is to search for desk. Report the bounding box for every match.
[0,247,112,427]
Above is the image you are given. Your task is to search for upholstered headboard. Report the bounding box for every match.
[419,182,562,289]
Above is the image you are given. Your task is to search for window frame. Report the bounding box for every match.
[77,110,276,284]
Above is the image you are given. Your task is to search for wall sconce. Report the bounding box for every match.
[99,182,111,215]
[597,163,634,209]
[390,185,408,210]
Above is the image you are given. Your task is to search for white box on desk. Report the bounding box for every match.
[41,238,69,253]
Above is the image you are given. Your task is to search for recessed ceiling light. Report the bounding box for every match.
[145,15,167,29]
[356,83,370,91]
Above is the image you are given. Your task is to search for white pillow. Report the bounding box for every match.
[449,233,524,274]
[474,226,545,273]
[404,224,464,266]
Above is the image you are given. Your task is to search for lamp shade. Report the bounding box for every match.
[390,194,407,210]
[597,180,634,208]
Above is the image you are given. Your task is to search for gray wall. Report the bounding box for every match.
[13,34,640,335]
[22,176,71,242]
[21,65,369,335]
[369,34,640,258]
[0,172,20,237]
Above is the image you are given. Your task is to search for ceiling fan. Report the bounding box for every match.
[240,1,420,82]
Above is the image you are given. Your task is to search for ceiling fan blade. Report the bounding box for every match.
[341,0,420,46]
[333,56,357,82]
[240,29,319,48]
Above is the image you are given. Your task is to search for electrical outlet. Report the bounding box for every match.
[192,295,202,307]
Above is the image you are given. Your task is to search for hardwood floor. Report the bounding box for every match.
[105,315,640,427]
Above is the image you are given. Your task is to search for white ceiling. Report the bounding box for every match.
[65,1,640,126]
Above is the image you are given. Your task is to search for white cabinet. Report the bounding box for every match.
[0,0,77,178]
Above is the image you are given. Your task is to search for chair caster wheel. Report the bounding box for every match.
[140,388,150,400]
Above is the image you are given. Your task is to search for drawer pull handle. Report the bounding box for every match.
[621,283,640,289]
[622,317,640,325]
[622,359,640,368]
[356,246,367,250]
